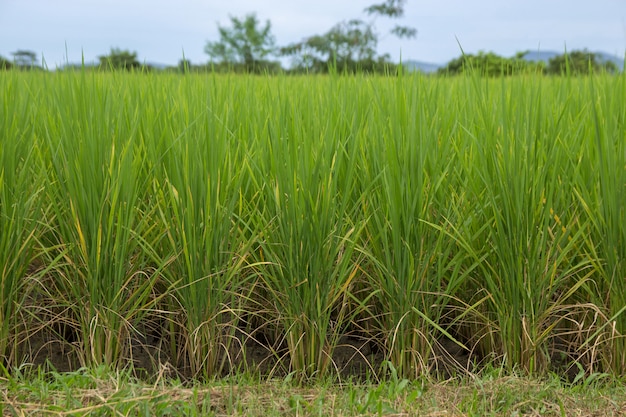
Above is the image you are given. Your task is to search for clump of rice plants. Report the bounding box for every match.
[358,75,475,379]
[245,76,369,381]
[146,75,255,378]
[573,74,626,374]
[36,72,161,368]
[452,74,596,374]
[0,72,48,367]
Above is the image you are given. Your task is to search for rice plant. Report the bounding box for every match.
[247,76,368,381]
[147,75,254,378]
[454,74,596,373]
[574,74,626,373]
[38,72,161,368]
[359,75,475,378]
[0,72,47,367]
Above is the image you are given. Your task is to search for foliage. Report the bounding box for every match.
[438,51,544,76]
[98,48,143,71]
[204,13,278,73]
[208,59,282,74]
[281,19,387,73]
[281,0,414,74]
[0,56,12,70]
[364,0,417,39]
[0,72,47,366]
[10,50,38,70]
[7,49,42,70]
[3,367,626,416]
[364,0,407,17]
[280,20,405,74]
[546,49,618,75]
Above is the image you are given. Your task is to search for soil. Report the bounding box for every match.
[18,324,477,382]
[13,283,575,383]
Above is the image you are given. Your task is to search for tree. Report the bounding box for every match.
[546,50,617,75]
[281,0,415,74]
[0,55,12,70]
[11,50,37,68]
[364,0,417,39]
[281,19,383,73]
[204,13,277,72]
[98,48,142,71]
[438,51,544,76]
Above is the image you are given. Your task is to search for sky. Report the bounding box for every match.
[1,0,624,69]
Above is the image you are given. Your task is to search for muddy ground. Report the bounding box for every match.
[19,325,480,382]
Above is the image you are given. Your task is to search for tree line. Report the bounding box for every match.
[1,0,620,76]
[436,50,619,76]
[4,46,617,77]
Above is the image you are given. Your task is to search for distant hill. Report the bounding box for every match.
[404,50,625,73]
[402,60,443,73]
[520,51,559,63]
[144,62,169,70]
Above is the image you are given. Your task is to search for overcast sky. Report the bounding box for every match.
[1,0,624,68]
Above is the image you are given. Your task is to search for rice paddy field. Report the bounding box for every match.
[1,69,626,389]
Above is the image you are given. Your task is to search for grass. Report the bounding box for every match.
[1,69,626,386]
[2,366,626,416]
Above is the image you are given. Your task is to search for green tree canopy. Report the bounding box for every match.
[280,0,414,74]
[546,50,617,75]
[364,0,417,39]
[98,48,142,71]
[0,55,13,70]
[438,51,544,76]
[11,50,37,69]
[204,13,277,72]
[281,19,385,73]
